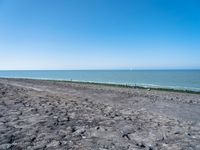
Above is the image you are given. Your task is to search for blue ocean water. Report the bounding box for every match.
[0,70,200,91]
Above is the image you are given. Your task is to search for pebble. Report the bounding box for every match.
[46,140,61,148]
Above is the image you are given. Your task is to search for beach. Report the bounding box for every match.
[0,78,200,149]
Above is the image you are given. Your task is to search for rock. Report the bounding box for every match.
[195,145,200,150]
[69,112,76,119]
[120,125,134,135]
[31,144,47,150]
[46,140,61,148]
[8,135,15,144]
[174,131,181,135]
[73,127,86,136]
[29,136,37,143]
[174,127,182,135]
[0,143,12,149]
[58,129,71,137]
[122,133,130,140]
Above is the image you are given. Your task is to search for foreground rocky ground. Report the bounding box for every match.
[0,78,200,150]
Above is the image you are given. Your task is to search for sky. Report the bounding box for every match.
[0,0,200,70]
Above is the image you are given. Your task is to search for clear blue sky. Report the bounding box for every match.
[0,0,200,70]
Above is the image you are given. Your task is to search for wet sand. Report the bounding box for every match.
[0,78,200,150]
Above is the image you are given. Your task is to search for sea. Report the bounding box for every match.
[0,70,200,92]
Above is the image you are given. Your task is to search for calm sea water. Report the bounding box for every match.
[0,70,200,91]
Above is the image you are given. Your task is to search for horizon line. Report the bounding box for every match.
[0,69,200,71]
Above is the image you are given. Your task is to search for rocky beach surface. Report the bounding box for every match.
[0,78,200,150]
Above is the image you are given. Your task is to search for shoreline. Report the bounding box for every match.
[60,80,200,94]
[1,77,200,94]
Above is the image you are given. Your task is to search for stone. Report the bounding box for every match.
[46,140,61,148]
[0,143,12,149]
[73,127,86,136]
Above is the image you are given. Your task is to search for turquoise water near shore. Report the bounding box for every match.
[0,70,200,91]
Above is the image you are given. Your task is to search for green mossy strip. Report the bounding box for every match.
[54,79,200,94]
[1,77,200,94]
